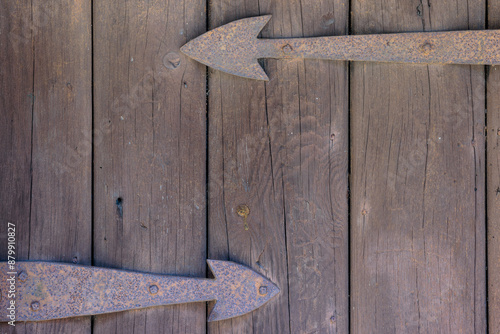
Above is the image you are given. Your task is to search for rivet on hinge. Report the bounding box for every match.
[31,301,40,311]
[18,271,28,282]
[149,285,159,295]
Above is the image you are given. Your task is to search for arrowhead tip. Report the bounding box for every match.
[180,16,272,80]
[206,260,279,321]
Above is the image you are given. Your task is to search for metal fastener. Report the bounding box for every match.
[163,52,181,70]
[18,271,28,282]
[149,284,159,295]
[420,42,433,54]
[282,44,293,54]
[31,301,40,311]
[259,286,268,296]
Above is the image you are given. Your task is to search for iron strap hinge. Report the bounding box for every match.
[181,15,500,80]
[1,260,279,322]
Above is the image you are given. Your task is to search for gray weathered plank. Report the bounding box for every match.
[92,0,207,333]
[206,5,290,334]
[350,0,486,332]
[0,2,35,332]
[0,0,92,333]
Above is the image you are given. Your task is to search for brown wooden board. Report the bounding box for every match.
[92,0,207,333]
[207,1,349,333]
[488,1,500,332]
[0,0,92,333]
[487,70,500,333]
[350,1,486,333]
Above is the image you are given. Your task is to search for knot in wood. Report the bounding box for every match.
[236,205,250,230]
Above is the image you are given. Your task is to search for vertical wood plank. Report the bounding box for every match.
[0,2,34,332]
[263,2,350,333]
[0,0,92,333]
[0,0,33,261]
[207,1,349,333]
[1,0,92,333]
[351,1,486,333]
[93,0,207,333]
[487,1,500,332]
[207,36,290,334]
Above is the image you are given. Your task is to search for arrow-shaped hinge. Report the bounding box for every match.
[0,260,279,322]
[181,15,500,80]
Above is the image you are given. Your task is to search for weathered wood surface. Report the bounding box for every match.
[207,1,349,333]
[92,0,207,333]
[1,0,496,333]
[488,1,500,332]
[351,0,486,333]
[0,3,33,334]
[0,0,92,333]
[264,3,350,333]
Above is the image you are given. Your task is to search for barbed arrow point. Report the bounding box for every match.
[206,260,280,321]
[181,16,272,81]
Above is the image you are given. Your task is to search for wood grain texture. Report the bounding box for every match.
[487,68,500,334]
[206,4,290,334]
[0,1,92,333]
[207,1,349,333]
[263,2,350,333]
[487,2,500,332]
[0,2,34,332]
[92,0,207,333]
[351,0,486,333]
[0,0,33,261]
[1,0,92,333]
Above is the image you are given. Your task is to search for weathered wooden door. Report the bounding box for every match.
[1,0,498,332]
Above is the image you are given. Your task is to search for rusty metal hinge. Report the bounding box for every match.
[181,15,500,80]
[1,260,279,322]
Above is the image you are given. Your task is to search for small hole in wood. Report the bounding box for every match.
[116,197,123,218]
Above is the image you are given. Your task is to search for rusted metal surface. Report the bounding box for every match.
[181,15,500,80]
[0,260,279,322]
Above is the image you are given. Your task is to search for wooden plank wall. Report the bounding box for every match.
[92,0,207,333]
[0,0,93,333]
[0,0,496,333]
[351,0,486,333]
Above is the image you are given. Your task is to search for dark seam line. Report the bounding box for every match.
[205,0,211,331]
[28,0,35,262]
[484,66,489,334]
[347,0,352,332]
[90,0,95,331]
[484,1,489,329]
